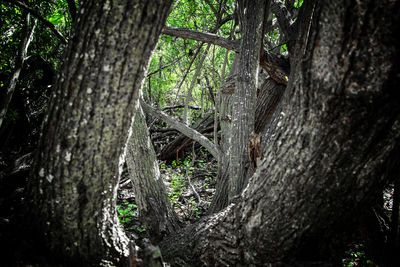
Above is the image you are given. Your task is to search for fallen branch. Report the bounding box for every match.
[141,99,219,159]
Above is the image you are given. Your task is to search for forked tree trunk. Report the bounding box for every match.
[160,0,400,265]
[26,0,172,265]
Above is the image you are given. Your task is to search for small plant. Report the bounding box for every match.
[188,197,201,219]
[169,172,186,206]
[116,200,137,227]
[342,243,374,267]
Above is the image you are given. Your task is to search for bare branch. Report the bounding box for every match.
[147,54,185,77]
[141,99,219,159]
[162,105,201,111]
[270,0,294,42]
[162,26,240,51]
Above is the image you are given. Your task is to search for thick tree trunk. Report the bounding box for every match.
[229,0,269,200]
[209,70,287,214]
[160,0,400,265]
[126,105,181,243]
[26,1,172,265]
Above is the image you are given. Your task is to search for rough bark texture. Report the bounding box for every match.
[255,78,286,134]
[26,1,172,265]
[229,0,268,200]
[208,54,237,214]
[126,105,181,243]
[160,0,400,265]
[210,65,287,213]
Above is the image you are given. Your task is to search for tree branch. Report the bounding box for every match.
[6,0,68,45]
[141,99,219,159]
[146,54,185,77]
[162,104,201,111]
[259,48,290,85]
[271,0,293,40]
[162,26,240,51]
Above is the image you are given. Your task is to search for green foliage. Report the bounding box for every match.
[280,43,287,53]
[294,0,304,8]
[342,243,374,267]
[143,0,236,124]
[188,197,201,218]
[169,170,187,206]
[1,2,23,76]
[116,200,137,226]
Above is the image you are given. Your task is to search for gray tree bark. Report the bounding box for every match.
[26,0,172,265]
[229,0,269,200]
[160,0,400,265]
[208,54,238,214]
[126,105,181,243]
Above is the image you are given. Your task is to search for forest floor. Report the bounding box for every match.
[117,154,394,267]
[117,155,217,240]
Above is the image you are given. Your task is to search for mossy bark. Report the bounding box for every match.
[26,0,172,265]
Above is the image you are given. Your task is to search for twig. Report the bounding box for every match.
[147,54,185,77]
[5,0,68,44]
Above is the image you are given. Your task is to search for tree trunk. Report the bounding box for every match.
[126,105,181,243]
[208,54,237,214]
[26,0,172,265]
[160,0,400,265]
[255,78,286,134]
[228,0,269,200]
